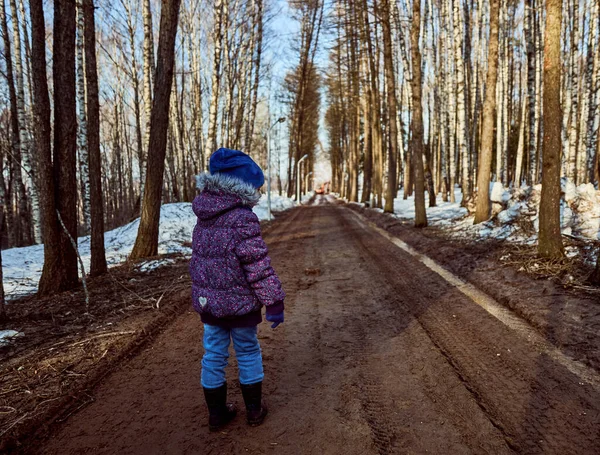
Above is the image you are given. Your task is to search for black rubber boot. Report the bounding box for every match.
[203,383,237,432]
[240,381,268,426]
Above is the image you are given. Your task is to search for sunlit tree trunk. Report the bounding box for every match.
[410,0,427,226]
[474,0,500,224]
[452,0,470,204]
[131,0,182,259]
[381,0,400,213]
[538,0,564,259]
[141,0,155,208]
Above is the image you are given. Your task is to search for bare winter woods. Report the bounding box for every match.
[1,0,600,305]
[0,0,286,301]
[326,0,600,264]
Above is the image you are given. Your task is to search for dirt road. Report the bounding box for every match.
[35,202,600,454]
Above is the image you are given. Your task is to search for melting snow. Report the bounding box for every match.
[388,181,600,245]
[0,330,22,346]
[2,194,295,299]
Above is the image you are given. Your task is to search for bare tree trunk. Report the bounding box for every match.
[9,0,37,242]
[29,0,59,289]
[514,87,528,187]
[381,0,399,213]
[246,0,263,152]
[538,0,564,259]
[474,0,500,224]
[76,1,90,233]
[410,0,427,227]
[452,0,470,205]
[141,0,155,208]
[130,0,182,260]
[84,0,107,276]
[586,0,600,184]
[566,0,580,182]
[39,0,79,294]
[0,209,5,322]
[1,0,30,246]
[125,3,144,206]
[525,0,537,184]
[206,0,224,158]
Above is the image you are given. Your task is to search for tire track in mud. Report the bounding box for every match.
[311,207,509,454]
[38,203,595,454]
[341,205,600,453]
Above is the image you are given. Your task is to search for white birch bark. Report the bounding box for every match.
[9,0,41,243]
[534,0,544,182]
[587,0,600,182]
[220,0,234,145]
[452,0,468,200]
[246,0,264,153]
[190,19,205,170]
[578,11,593,184]
[501,0,509,185]
[495,5,504,182]
[141,0,155,206]
[561,0,572,176]
[443,0,457,202]
[206,0,224,158]
[515,68,528,186]
[76,1,90,232]
[525,0,538,184]
[567,0,581,182]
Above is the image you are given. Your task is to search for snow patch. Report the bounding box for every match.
[388,181,600,245]
[3,194,295,299]
[136,258,178,273]
[0,330,23,347]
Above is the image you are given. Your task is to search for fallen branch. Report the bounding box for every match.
[56,210,90,313]
[5,149,90,309]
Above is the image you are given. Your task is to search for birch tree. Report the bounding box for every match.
[1,0,30,246]
[206,0,224,159]
[76,1,91,232]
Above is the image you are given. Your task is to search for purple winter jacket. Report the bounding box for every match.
[190,173,285,328]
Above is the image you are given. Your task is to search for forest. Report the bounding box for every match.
[0,0,599,316]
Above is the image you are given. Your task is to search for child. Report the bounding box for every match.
[190,148,285,431]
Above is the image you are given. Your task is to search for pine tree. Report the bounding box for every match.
[410,0,427,227]
[538,0,564,259]
[381,0,400,213]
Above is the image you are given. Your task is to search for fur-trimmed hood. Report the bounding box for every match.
[193,172,261,220]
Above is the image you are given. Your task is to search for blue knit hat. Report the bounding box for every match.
[209,148,265,189]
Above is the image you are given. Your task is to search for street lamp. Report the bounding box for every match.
[296,154,309,204]
[305,172,313,196]
[267,117,286,221]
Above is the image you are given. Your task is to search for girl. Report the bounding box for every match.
[190,148,285,431]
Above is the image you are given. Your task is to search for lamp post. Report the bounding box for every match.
[305,172,313,196]
[296,154,309,204]
[267,117,286,221]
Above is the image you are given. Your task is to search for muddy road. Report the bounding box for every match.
[35,202,600,454]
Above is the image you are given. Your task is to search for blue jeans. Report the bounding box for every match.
[201,324,264,389]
